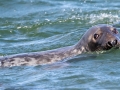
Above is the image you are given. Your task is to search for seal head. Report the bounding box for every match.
[76,24,120,51]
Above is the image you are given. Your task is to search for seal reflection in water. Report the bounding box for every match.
[0,24,120,67]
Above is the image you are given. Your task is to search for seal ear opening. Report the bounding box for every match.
[112,28,119,34]
[94,34,99,40]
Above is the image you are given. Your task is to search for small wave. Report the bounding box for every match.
[89,13,120,24]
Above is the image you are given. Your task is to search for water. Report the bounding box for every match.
[0,0,120,89]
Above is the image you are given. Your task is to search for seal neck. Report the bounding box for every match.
[74,38,89,53]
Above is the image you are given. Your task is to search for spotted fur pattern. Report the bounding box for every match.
[0,24,120,67]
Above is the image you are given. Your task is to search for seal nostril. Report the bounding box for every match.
[108,41,113,47]
[107,40,118,48]
[112,39,117,45]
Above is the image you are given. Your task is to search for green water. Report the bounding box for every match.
[0,0,120,89]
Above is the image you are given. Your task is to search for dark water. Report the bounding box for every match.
[0,0,120,89]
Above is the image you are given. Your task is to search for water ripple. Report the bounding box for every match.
[0,0,120,89]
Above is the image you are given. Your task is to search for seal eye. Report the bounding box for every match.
[94,34,99,39]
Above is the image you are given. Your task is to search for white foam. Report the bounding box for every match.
[89,13,120,24]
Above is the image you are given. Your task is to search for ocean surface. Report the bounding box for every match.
[0,0,120,90]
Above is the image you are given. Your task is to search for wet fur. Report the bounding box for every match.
[0,24,120,67]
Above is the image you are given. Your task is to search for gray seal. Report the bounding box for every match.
[0,24,120,67]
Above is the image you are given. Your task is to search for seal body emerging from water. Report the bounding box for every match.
[0,24,120,67]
